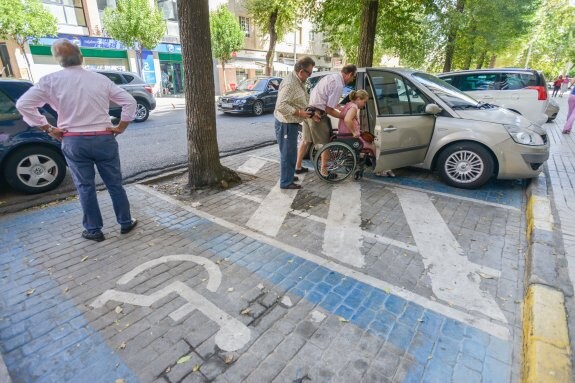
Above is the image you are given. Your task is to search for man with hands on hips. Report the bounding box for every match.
[16,38,138,242]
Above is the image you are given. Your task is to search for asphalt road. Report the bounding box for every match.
[0,107,277,213]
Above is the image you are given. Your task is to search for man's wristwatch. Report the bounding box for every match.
[44,126,54,133]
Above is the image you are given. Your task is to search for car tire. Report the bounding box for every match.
[253,101,264,116]
[134,99,150,122]
[4,145,66,194]
[437,142,494,189]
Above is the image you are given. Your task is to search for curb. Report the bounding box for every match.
[523,173,572,382]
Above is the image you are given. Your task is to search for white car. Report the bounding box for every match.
[437,69,549,125]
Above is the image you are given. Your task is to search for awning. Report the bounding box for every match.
[218,60,262,70]
[273,62,292,72]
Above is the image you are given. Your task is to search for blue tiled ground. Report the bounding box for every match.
[302,159,526,209]
[0,210,139,383]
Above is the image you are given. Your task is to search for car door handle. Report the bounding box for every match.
[383,126,397,132]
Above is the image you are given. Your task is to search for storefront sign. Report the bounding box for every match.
[155,43,182,54]
[34,34,126,50]
[141,50,156,85]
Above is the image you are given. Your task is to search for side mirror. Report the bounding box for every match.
[425,104,442,115]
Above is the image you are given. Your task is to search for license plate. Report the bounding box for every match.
[221,103,233,108]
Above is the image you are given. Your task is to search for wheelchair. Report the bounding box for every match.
[313,132,376,184]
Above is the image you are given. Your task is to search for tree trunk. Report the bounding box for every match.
[17,39,33,82]
[357,0,379,67]
[488,54,497,68]
[442,0,464,73]
[179,0,240,188]
[476,50,486,69]
[463,54,473,70]
[265,10,278,76]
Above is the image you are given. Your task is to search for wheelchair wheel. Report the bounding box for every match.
[315,142,357,183]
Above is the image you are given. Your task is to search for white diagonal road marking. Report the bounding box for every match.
[395,187,506,322]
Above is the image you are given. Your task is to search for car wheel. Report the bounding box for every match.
[437,142,494,189]
[134,99,150,122]
[253,101,264,116]
[4,146,66,194]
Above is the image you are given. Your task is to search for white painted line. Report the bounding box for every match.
[323,182,365,268]
[231,189,419,253]
[136,185,510,340]
[237,157,268,175]
[364,177,521,212]
[249,155,280,164]
[246,176,305,237]
[394,187,506,323]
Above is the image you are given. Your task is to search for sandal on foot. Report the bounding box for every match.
[295,167,309,174]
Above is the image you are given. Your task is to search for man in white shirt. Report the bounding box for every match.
[16,39,137,242]
[295,65,357,177]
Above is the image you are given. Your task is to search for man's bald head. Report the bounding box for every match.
[51,39,83,67]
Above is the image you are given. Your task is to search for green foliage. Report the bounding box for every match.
[210,6,244,64]
[245,0,302,43]
[103,0,166,51]
[0,0,57,46]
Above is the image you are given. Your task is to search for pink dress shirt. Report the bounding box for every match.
[309,72,345,111]
[16,66,137,132]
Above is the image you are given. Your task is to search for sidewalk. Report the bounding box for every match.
[0,141,532,382]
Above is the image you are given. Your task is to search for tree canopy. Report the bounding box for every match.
[0,0,57,80]
[210,5,244,90]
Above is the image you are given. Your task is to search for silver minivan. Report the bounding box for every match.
[320,68,549,189]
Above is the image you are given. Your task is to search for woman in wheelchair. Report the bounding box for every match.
[314,90,377,183]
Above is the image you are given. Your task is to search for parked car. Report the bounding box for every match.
[95,70,156,123]
[217,77,282,116]
[545,97,559,122]
[0,80,66,194]
[437,68,549,125]
[311,68,549,189]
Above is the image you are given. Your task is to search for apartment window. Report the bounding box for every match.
[158,0,178,21]
[239,16,250,37]
[309,30,316,42]
[43,0,86,26]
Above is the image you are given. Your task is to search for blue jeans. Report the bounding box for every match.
[274,119,299,188]
[62,135,132,233]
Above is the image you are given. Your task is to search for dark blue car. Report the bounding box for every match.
[0,80,66,194]
[217,77,283,116]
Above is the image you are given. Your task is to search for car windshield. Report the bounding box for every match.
[413,72,481,110]
[237,78,267,92]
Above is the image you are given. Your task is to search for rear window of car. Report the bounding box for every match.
[101,72,124,85]
[123,74,134,83]
[442,71,544,91]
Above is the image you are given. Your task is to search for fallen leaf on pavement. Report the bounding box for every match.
[257,283,264,290]
[26,288,35,296]
[338,317,349,323]
[227,288,234,292]
[240,308,251,315]
[81,256,88,262]
[224,353,234,364]
[115,306,123,314]
[192,364,201,372]
[478,272,495,279]
[177,355,191,364]
[119,341,127,350]
[115,379,125,383]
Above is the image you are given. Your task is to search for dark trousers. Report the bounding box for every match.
[274,119,299,188]
[62,135,132,233]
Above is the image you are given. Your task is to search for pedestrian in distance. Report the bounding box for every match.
[563,77,575,134]
[295,64,357,179]
[561,75,569,97]
[16,39,138,242]
[273,56,315,190]
[553,75,562,97]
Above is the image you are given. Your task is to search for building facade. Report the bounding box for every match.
[1,0,334,96]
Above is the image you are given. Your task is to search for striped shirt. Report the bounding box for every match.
[274,71,309,124]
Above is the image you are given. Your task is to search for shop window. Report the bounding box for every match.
[158,0,178,21]
[0,44,14,78]
[43,0,86,26]
[239,16,250,37]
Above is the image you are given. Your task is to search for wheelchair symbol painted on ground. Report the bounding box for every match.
[90,254,251,352]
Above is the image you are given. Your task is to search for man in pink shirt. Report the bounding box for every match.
[295,64,356,177]
[16,39,137,242]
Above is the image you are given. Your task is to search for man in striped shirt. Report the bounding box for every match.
[273,57,315,190]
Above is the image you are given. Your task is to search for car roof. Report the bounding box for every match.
[438,68,541,76]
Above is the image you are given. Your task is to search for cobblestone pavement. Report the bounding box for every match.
[0,137,529,382]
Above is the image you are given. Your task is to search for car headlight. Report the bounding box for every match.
[234,99,247,105]
[504,125,544,146]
